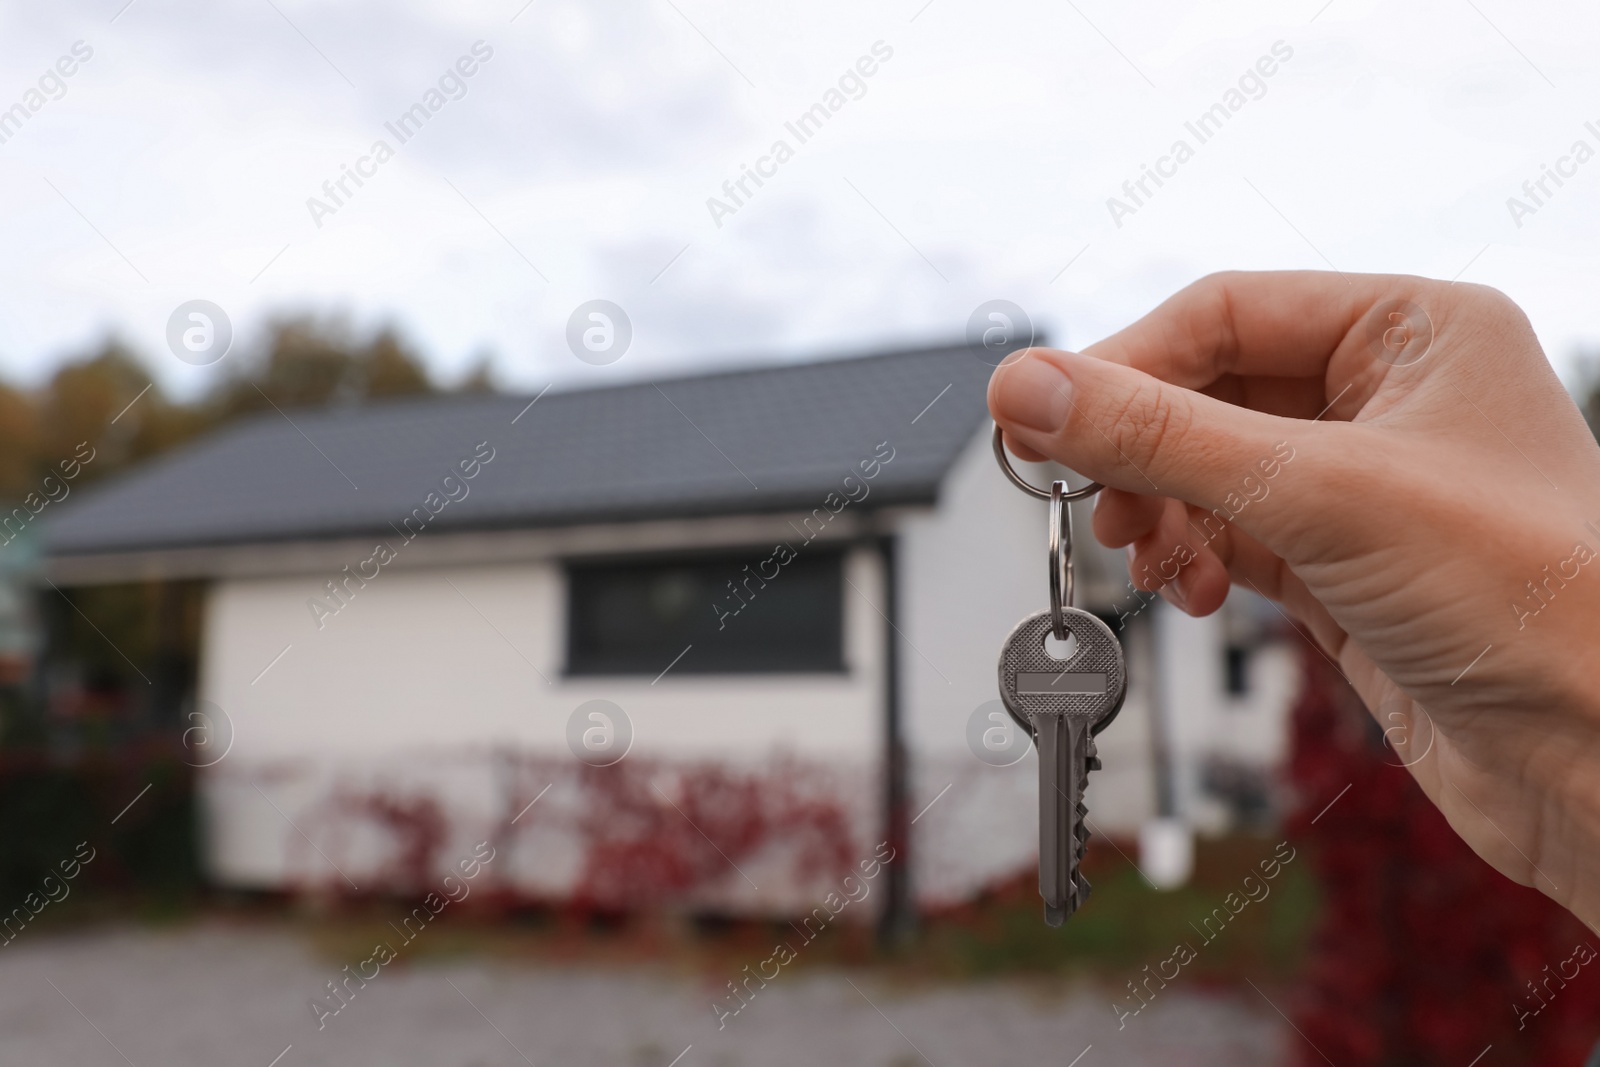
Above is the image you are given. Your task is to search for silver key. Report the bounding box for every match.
[998,607,1127,926]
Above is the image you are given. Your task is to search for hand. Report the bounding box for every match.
[988,271,1600,929]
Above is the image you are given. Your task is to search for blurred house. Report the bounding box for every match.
[41,344,1296,916]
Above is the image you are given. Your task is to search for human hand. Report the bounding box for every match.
[988,271,1600,929]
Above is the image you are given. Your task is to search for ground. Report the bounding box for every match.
[0,921,1286,1067]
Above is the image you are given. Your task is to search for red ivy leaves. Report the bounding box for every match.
[1286,646,1600,1066]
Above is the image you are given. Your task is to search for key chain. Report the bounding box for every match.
[991,424,1128,926]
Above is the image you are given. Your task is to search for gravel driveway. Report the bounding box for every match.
[0,923,1286,1066]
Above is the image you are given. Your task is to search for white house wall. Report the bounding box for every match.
[200,541,888,914]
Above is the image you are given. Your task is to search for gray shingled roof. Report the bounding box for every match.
[44,343,995,557]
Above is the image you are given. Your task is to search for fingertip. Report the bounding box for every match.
[1002,432,1049,464]
[1123,501,1228,616]
[1180,549,1231,616]
[987,347,1076,438]
[1155,548,1227,616]
[1092,488,1165,549]
[987,356,1057,464]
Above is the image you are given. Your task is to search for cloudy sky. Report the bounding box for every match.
[2,0,1599,397]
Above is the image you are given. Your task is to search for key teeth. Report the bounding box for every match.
[1072,794,1093,909]
[1048,726,1104,924]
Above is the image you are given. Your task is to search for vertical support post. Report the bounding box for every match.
[1148,605,1178,819]
[876,535,914,948]
[150,579,188,732]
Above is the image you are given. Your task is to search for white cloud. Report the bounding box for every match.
[1,0,1598,397]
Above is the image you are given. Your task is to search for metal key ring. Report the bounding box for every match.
[991,423,1103,502]
[1048,479,1072,641]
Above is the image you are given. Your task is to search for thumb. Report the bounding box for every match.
[989,347,1312,526]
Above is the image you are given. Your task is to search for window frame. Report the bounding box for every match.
[561,544,850,678]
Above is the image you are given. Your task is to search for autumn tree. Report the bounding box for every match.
[211,317,434,418]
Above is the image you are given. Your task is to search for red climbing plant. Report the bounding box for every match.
[479,752,861,913]
[568,756,859,910]
[1287,645,1600,1066]
[332,787,449,895]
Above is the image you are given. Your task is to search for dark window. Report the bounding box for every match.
[1224,645,1251,696]
[566,548,845,675]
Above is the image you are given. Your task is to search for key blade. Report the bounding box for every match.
[1033,714,1076,921]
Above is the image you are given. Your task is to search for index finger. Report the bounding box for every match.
[1082,270,1431,389]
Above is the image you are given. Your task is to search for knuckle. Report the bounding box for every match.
[1464,283,1532,330]
[1449,280,1514,312]
[1179,274,1243,364]
[1427,280,1536,346]
[1422,277,1520,323]
[1180,273,1236,324]
[1104,379,1188,470]
[1191,269,1245,293]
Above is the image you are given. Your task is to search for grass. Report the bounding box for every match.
[7,834,1318,994]
[910,835,1316,982]
[251,833,1319,989]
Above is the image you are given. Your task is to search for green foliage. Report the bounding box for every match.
[0,318,464,721]
[211,318,435,419]
[0,755,200,911]
[284,835,1318,988]
[909,835,1318,981]
[0,319,472,908]
[0,318,475,498]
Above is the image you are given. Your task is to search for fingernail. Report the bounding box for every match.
[993,353,1073,432]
